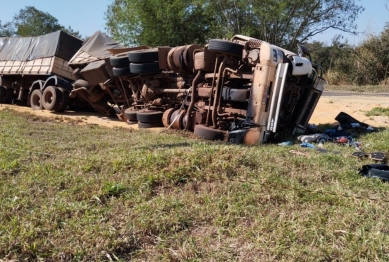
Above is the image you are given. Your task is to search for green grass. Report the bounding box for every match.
[2,108,389,261]
[366,107,389,117]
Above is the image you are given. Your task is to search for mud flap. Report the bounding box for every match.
[228,129,248,144]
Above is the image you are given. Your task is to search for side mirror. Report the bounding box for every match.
[297,43,311,61]
[297,43,310,56]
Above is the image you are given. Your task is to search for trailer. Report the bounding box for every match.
[0,31,84,111]
[110,35,327,144]
[0,31,140,117]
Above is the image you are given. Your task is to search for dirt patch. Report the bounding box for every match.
[310,95,389,127]
[1,94,388,129]
[0,105,138,130]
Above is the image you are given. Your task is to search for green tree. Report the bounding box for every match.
[106,0,364,48]
[351,23,389,85]
[0,20,14,37]
[207,0,364,49]
[106,0,212,46]
[321,23,389,86]
[2,6,81,38]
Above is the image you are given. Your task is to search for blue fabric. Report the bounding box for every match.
[300,142,316,148]
[278,141,294,146]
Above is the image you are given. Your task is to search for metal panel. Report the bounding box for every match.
[267,63,288,132]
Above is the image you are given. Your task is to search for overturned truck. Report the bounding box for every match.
[0,31,326,145]
[112,35,327,145]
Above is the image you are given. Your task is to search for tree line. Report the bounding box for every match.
[105,0,364,50]
[307,25,389,85]
[1,1,388,85]
[0,6,81,39]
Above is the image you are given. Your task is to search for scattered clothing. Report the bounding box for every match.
[297,133,329,143]
[359,164,389,182]
[352,151,386,162]
[300,142,316,148]
[278,141,294,146]
[335,112,376,133]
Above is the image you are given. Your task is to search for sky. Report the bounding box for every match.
[313,0,389,45]
[0,0,388,45]
[0,0,111,39]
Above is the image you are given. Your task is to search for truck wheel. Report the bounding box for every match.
[110,53,130,67]
[129,62,160,74]
[136,110,163,123]
[194,124,226,140]
[0,86,6,103]
[208,39,244,58]
[124,108,138,121]
[162,108,175,127]
[128,49,158,63]
[138,121,164,128]
[42,86,62,110]
[30,89,43,110]
[55,89,69,112]
[113,67,132,77]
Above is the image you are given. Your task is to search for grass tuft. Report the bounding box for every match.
[365,107,389,117]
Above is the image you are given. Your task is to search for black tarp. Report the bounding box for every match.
[0,31,83,61]
[68,31,125,65]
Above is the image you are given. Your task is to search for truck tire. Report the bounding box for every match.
[194,124,226,140]
[138,121,164,128]
[30,89,43,110]
[124,108,138,122]
[0,86,6,103]
[55,89,69,112]
[42,86,62,111]
[129,62,160,74]
[208,39,244,58]
[136,110,163,123]
[110,53,130,67]
[113,67,132,77]
[128,49,158,63]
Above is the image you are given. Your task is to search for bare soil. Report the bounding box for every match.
[1,94,389,129]
[310,95,389,127]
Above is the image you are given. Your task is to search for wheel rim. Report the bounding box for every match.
[32,93,41,107]
[44,91,54,106]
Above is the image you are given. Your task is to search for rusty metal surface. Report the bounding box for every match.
[170,109,187,130]
[162,108,175,127]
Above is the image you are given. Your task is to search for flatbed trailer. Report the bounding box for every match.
[0,31,84,111]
